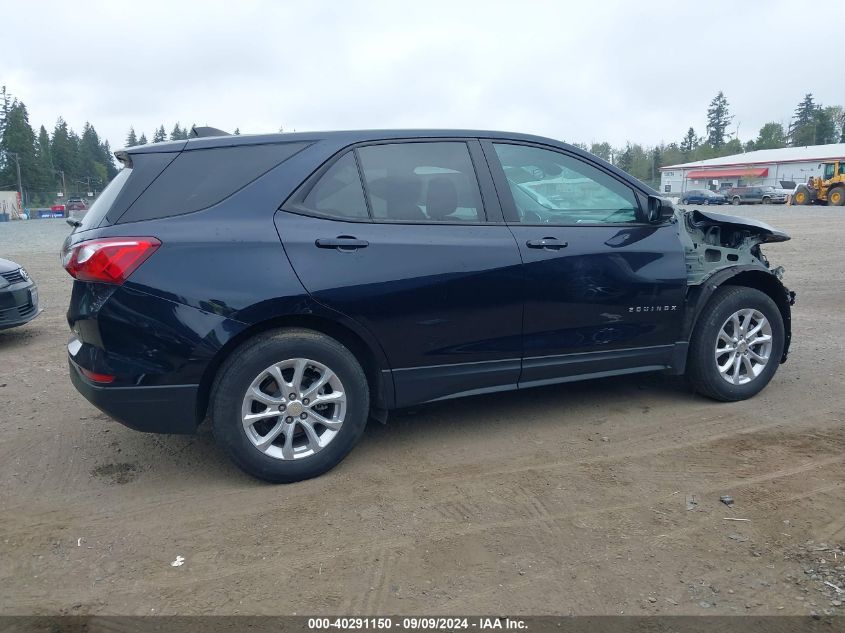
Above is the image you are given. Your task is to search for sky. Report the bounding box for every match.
[2,0,841,152]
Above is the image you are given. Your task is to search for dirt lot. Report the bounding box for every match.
[1,207,843,617]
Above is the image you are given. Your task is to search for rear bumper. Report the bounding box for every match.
[69,358,199,434]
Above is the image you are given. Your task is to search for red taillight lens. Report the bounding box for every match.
[78,366,115,383]
[62,237,161,284]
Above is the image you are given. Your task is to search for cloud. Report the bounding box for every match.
[2,0,839,151]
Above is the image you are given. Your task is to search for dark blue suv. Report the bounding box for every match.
[63,129,795,482]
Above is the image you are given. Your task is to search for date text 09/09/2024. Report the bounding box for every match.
[308,617,527,630]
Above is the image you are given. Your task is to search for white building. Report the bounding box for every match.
[660,143,845,195]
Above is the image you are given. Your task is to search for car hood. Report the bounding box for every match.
[689,210,790,243]
[0,257,22,274]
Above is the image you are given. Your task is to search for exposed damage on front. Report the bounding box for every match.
[676,207,796,364]
[678,208,791,285]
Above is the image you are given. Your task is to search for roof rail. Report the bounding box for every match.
[189,126,231,138]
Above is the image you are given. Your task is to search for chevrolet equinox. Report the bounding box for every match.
[63,129,795,482]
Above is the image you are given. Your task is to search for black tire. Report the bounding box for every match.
[686,286,784,402]
[829,186,845,207]
[732,197,741,205]
[793,185,811,205]
[210,328,369,483]
[761,196,771,205]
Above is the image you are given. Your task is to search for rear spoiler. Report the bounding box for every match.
[190,126,231,138]
[113,126,229,165]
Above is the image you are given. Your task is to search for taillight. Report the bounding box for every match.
[62,237,161,284]
[78,366,115,383]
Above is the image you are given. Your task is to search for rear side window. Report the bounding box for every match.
[357,142,485,222]
[79,167,132,230]
[302,152,368,219]
[118,142,308,223]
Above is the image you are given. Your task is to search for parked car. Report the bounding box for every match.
[63,129,795,483]
[66,198,88,212]
[726,186,787,205]
[0,258,41,330]
[681,189,727,205]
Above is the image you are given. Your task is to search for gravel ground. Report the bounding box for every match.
[0,207,843,616]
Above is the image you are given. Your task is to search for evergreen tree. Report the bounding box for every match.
[789,94,818,146]
[126,126,138,147]
[50,118,81,190]
[705,91,732,149]
[233,128,240,135]
[153,125,167,143]
[616,143,633,173]
[101,141,118,180]
[589,142,612,162]
[813,107,837,145]
[170,123,184,141]
[754,122,786,150]
[138,133,148,145]
[651,145,663,179]
[680,127,698,156]
[34,125,54,192]
[0,100,37,198]
[0,85,11,140]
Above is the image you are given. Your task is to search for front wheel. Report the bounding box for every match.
[732,197,741,205]
[210,328,369,483]
[761,196,771,205]
[829,187,845,206]
[686,286,784,402]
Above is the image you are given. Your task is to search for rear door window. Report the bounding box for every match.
[356,142,485,222]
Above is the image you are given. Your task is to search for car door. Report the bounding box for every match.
[481,140,687,386]
[276,140,524,407]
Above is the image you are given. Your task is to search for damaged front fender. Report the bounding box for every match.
[680,208,790,284]
[679,208,795,363]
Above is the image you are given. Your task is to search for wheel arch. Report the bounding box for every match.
[195,313,394,425]
[682,266,794,364]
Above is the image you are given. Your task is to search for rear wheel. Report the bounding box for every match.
[686,286,784,402]
[829,186,845,206]
[211,328,369,483]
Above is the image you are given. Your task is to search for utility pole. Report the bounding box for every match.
[54,169,66,195]
[13,153,22,205]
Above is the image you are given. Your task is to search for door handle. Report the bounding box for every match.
[526,237,568,250]
[315,236,369,250]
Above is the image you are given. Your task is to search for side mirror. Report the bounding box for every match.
[647,195,674,224]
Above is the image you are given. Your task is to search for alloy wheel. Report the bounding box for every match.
[714,309,773,385]
[240,358,347,460]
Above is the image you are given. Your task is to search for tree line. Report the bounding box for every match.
[124,123,242,146]
[0,86,119,205]
[3,83,844,205]
[575,92,845,188]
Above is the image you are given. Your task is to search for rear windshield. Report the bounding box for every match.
[78,168,132,231]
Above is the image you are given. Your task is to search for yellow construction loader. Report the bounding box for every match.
[791,160,845,206]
